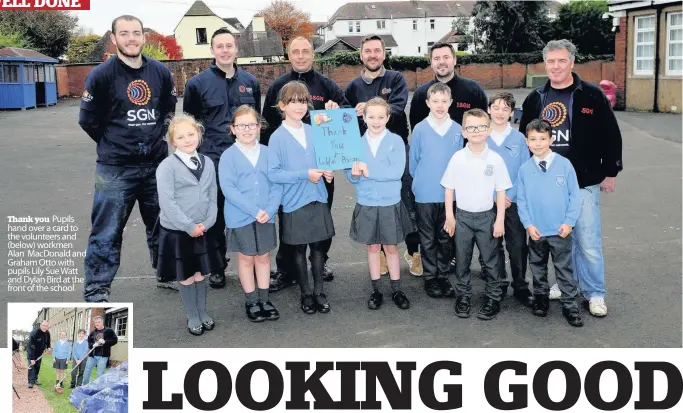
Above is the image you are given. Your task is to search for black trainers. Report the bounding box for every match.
[532,295,549,317]
[208,272,226,289]
[562,307,584,327]
[261,301,280,321]
[454,296,471,318]
[301,295,317,314]
[392,291,410,309]
[269,269,296,292]
[314,293,331,313]
[245,302,266,322]
[424,279,443,298]
[477,298,501,320]
[438,278,455,297]
[156,280,179,291]
[367,289,383,310]
[28,383,33,389]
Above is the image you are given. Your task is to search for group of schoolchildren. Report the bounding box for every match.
[157,79,585,337]
[48,330,91,389]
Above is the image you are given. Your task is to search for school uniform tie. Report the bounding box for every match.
[190,156,200,169]
[539,160,547,173]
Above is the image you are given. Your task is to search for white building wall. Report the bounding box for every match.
[175,16,237,59]
[325,17,459,57]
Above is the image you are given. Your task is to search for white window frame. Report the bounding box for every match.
[85,309,91,332]
[634,14,656,75]
[666,11,683,75]
[355,21,360,33]
[430,19,435,30]
[376,20,385,29]
[413,20,418,31]
[348,21,353,33]
[115,316,127,338]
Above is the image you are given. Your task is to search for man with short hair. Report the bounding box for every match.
[519,39,623,317]
[261,36,349,291]
[26,320,51,388]
[79,15,178,302]
[183,28,262,289]
[82,316,118,385]
[344,34,422,276]
[409,42,488,129]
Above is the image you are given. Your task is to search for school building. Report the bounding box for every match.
[610,0,683,112]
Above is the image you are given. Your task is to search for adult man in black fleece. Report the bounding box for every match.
[519,39,623,318]
[344,34,422,276]
[183,28,262,289]
[82,316,119,385]
[78,15,177,302]
[261,36,349,291]
[27,320,51,388]
[409,42,488,130]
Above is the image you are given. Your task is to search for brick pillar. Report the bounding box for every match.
[614,16,628,110]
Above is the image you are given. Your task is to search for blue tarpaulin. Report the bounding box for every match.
[69,360,128,413]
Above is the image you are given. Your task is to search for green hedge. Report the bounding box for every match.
[315,51,613,71]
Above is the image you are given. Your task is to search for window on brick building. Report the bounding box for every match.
[634,15,655,75]
[115,316,127,338]
[667,12,682,75]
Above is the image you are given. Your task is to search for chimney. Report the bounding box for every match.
[253,15,266,32]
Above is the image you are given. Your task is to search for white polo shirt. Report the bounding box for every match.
[440,144,512,213]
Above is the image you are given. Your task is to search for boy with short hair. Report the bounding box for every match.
[481,92,533,306]
[516,119,583,327]
[70,329,89,388]
[442,109,511,320]
[409,82,463,298]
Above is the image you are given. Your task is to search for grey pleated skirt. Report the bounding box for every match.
[350,201,415,245]
[226,221,277,256]
[54,358,67,369]
[282,201,335,245]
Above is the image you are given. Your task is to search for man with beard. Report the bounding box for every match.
[344,35,422,277]
[409,43,488,129]
[183,28,261,289]
[261,36,349,291]
[27,320,51,388]
[79,15,177,302]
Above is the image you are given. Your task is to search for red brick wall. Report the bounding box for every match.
[56,59,616,99]
[613,16,628,109]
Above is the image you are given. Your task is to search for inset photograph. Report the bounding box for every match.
[10,303,130,413]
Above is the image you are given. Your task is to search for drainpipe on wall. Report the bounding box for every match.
[653,5,662,113]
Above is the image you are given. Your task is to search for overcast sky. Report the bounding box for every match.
[8,303,45,333]
[73,0,417,36]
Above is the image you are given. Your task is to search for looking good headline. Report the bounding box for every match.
[137,352,683,412]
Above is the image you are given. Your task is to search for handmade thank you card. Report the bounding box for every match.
[310,108,363,170]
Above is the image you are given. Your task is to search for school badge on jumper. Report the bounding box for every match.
[485,165,493,176]
[507,145,519,157]
[556,175,565,186]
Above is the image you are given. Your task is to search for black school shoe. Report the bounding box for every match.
[202,319,215,331]
[424,279,443,298]
[261,301,280,321]
[246,302,266,322]
[454,296,471,318]
[188,323,204,336]
[368,289,383,310]
[438,278,455,298]
[392,291,410,309]
[209,272,227,289]
[532,295,550,317]
[477,298,501,320]
[301,295,317,314]
[314,293,331,313]
[562,307,584,327]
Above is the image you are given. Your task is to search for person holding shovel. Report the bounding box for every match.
[27,320,51,389]
[70,329,89,389]
[82,316,118,385]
